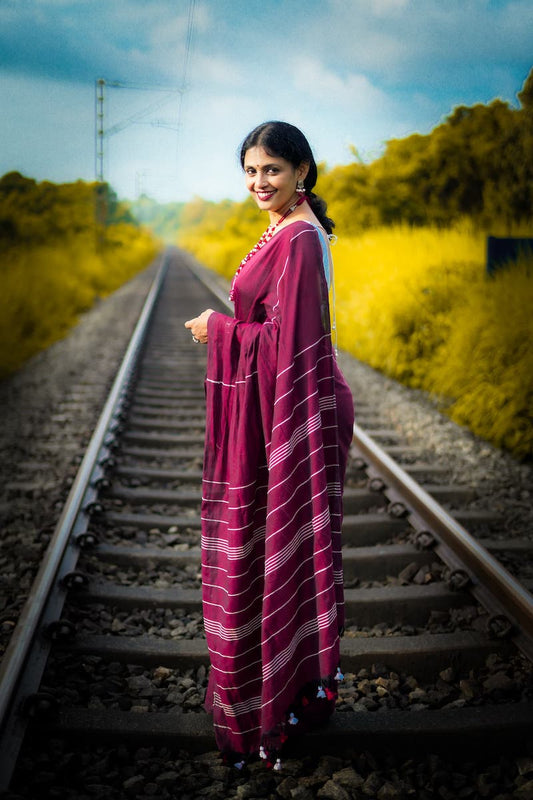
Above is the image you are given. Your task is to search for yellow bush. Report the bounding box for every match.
[0,226,158,378]
[178,197,264,280]
[331,226,532,459]
[332,225,484,382]
[427,257,532,457]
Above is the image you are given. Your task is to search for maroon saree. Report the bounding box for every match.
[201,221,354,759]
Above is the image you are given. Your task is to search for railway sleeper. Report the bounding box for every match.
[105,482,476,509]
[115,465,204,482]
[134,388,207,400]
[122,431,205,447]
[127,417,207,431]
[59,630,512,679]
[103,511,409,546]
[129,397,206,409]
[73,583,472,627]
[137,375,205,386]
[33,701,533,757]
[105,486,389,514]
[129,409,206,422]
[93,542,442,583]
[120,445,205,459]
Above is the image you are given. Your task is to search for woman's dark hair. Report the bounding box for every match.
[239,121,334,235]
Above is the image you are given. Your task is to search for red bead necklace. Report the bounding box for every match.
[229,195,305,301]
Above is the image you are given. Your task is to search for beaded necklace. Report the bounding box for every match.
[229,196,305,301]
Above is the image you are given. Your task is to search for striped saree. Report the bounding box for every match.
[201,221,354,759]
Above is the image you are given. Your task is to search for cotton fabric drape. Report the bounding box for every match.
[201,221,354,758]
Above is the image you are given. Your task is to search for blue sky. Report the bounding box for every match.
[0,0,532,203]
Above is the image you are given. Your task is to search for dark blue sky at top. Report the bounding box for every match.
[0,0,531,201]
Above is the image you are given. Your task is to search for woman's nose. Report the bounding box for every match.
[256,170,269,187]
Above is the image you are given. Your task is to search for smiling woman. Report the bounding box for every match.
[185,121,354,767]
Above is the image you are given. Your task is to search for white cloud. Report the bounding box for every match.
[291,58,390,112]
[307,0,533,83]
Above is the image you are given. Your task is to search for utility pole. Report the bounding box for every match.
[92,0,195,222]
[94,78,107,235]
[95,78,105,184]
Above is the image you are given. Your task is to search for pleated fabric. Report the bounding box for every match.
[201,221,354,758]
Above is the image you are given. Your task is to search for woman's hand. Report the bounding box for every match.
[184,309,214,344]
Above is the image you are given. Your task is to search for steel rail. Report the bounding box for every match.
[353,423,533,648]
[0,253,169,790]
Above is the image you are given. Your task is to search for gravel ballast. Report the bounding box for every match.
[0,260,159,661]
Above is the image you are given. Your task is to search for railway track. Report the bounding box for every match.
[1,248,533,795]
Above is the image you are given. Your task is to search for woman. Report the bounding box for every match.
[185,121,354,767]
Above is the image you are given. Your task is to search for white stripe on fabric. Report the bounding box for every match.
[200,515,229,526]
[228,496,257,511]
[273,354,332,407]
[204,611,262,637]
[264,487,328,546]
[228,519,266,533]
[201,496,229,505]
[205,377,236,389]
[212,691,263,716]
[228,479,265,491]
[203,592,264,619]
[207,646,263,670]
[275,333,330,384]
[262,556,333,619]
[270,388,319,435]
[201,527,265,559]
[268,412,322,469]
[201,569,263,599]
[264,510,330,574]
[212,719,262,736]
[235,368,259,385]
[261,638,339,712]
[265,466,326,521]
[271,254,290,318]
[266,444,323,495]
[262,602,338,680]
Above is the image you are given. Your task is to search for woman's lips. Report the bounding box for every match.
[256,191,275,201]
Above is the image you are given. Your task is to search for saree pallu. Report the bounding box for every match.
[201,221,354,758]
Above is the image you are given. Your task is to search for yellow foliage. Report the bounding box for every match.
[180,214,532,459]
[427,257,533,456]
[331,226,532,459]
[178,196,264,280]
[0,226,158,378]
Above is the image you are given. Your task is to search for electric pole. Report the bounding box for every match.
[95,78,105,183]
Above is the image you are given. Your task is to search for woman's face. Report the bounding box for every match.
[243,146,308,218]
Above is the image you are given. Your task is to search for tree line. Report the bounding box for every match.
[317,68,533,234]
[0,172,136,246]
[0,173,157,378]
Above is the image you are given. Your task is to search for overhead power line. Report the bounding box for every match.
[94,0,196,188]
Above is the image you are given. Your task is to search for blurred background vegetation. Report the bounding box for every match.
[1,70,531,458]
[0,174,158,378]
